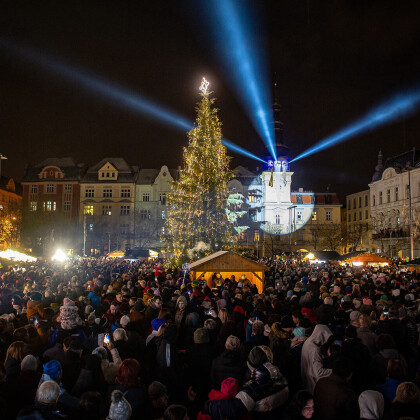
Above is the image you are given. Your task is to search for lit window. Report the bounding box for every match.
[64,201,71,212]
[102,205,112,216]
[89,223,94,231]
[64,184,72,193]
[31,185,38,194]
[161,210,165,219]
[120,205,130,215]
[103,188,112,198]
[297,210,303,221]
[85,188,94,198]
[46,184,54,193]
[84,205,94,215]
[43,201,56,211]
[312,211,317,221]
[254,229,260,242]
[29,202,37,212]
[326,210,332,221]
[248,194,256,203]
[121,188,131,198]
[142,193,150,202]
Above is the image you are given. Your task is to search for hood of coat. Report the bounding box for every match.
[307,324,332,346]
[359,390,384,420]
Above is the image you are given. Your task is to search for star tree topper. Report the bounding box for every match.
[199,77,210,94]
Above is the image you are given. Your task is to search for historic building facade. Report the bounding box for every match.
[79,158,137,255]
[369,149,420,258]
[21,158,85,255]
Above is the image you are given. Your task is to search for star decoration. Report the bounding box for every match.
[199,77,210,94]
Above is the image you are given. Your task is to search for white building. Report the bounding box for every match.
[369,149,420,258]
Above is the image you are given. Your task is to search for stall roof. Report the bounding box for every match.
[189,251,267,271]
[339,252,391,263]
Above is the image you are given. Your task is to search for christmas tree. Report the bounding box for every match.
[165,78,234,264]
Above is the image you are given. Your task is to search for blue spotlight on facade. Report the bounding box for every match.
[291,87,420,163]
[195,1,276,160]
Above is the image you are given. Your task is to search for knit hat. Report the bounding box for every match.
[43,360,62,380]
[151,318,165,331]
[148,381,167,400]
[119,315,130,328]
[220,378,239,397]
[92,346,108,360]
[107,390,132,420]
[194,328,210,344]
[57,297,84,330]
[225,335,240,351]
[247,346,267,368]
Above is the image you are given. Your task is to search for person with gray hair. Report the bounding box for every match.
[21,354,38,372]
[17,380,62,419]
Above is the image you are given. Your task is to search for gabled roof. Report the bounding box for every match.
[82,158,136,183]
[89,158,132,172]
[34,157,78,168]
[22,157,85,182]
[136,169,160,185]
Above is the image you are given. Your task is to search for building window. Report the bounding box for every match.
[106,172,110,178]
[64,201,71,212]
[85,188,94,198]
[120,205,130,215]
[249,209,257,222]
[296,195,303,204]
[347,200,351,210]
[297,210,303,221]
[353,198,356,209]
[387,189,391,203]
[353,213,356,221]
[406,184,410,198]
[326,210,332,221]
[312,211,317,221]
[43,201,56,211]
[373,195,376,206]
[159,193,166,204]
[379,191,383,205]
[359,197,362,208]
[395,187,399,201]
[238,231,246,241]
[121,188,131,198]
[254,229,260,242]
[248,194,257,203]
[297,230,304,241]
[365,195,368,207]
[31,185,38,194]
[29,202,37,212]
[161,210,165,220]
[120,224,129,234]
[46,184,54,193]
[84,205,94,215]
[102,205,112,216]
[275,214,281,224]
[348,214,351,222]
[103,188,112,198]
[140,210,151,219]
[142,193,150,202]
[111,172,115,178]
[64,184,72,193]
[365,210,368,219]
[359,211,362,220]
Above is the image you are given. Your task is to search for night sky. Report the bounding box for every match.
[1,0,420,200]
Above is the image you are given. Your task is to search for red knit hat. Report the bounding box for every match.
[221,378,239,397]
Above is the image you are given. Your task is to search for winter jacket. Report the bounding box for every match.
[315,303,335,325]
[210,350,246,389]
[101,347,122,384]
[357,327,377,357]
[382,401,420,420]
[375,377,403,409]
[370,348,407,384]
[87,292,100,309]
[5,355,21,383]
[301,324,332,393]
[110,383,146,420]
[314,373,359,420]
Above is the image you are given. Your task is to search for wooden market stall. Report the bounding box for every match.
[339,252,391,266]
[189,251,267,293]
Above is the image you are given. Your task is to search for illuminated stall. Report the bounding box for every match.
[339,252,391,267]
[304,251,341,264]
[189,251,267,293]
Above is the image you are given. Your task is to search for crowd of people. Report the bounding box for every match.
[0,255,419,420]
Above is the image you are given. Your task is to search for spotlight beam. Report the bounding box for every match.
[290,87,420,163]
[0,37,264,163]
[194,1,277,160]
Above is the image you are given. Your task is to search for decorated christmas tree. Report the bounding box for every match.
[165,78,234,264]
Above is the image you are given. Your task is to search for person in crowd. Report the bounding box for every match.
[283,390,315,420]
[358,390,384,420]
[4,340,27,383]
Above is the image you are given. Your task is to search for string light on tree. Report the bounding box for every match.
[199,77,210,94]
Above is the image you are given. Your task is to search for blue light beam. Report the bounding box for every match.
[193,1,277,160]
[0,37,264,163]
[290,87,420,163]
